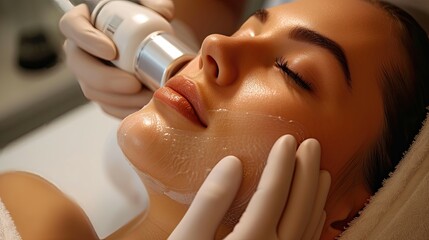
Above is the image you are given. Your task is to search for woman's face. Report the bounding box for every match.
[119,0,395,217]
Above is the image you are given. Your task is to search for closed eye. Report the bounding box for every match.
[275,57,313,91]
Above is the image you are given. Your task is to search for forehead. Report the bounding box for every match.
[269,0,400,82]
[270,0,391,31]
[269,0,396,45]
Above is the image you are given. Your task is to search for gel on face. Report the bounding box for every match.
[118,107,306,224]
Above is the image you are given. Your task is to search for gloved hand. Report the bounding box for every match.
[59,0,174,119]
[169,135,331,240]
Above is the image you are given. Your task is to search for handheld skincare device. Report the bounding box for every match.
[56,0,197,91]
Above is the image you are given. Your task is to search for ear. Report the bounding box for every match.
[321,182,371,240]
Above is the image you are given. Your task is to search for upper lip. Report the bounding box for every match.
[165,75,208,127]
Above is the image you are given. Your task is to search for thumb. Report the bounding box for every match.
[139,0,175,21]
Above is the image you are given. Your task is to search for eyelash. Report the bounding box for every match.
[253,8,268,22]
[275,57,312,91]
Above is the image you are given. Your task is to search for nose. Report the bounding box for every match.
[199,33,261,86]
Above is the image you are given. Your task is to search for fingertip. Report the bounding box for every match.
[275,134,298,150]
[301,138,321,151]
[81,32,117,60]
[216,156,243,177]
[221,155,241,164]
[266,135,297,171]
[97,43,117,60]
[297,138,321,160]
[203,156,243,191]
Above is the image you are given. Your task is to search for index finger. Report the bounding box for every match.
[226,135,297,240]
[278,138,321,239]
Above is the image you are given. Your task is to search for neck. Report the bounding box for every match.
[151,188,190,233]
[139,188,190,239]
[148,188,239,238]
[111,187,235,240]
[107,187,188,240]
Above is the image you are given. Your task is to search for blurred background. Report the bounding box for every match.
[0,0,87,148]
[0,2,145,238]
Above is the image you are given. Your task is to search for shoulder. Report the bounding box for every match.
[0,171,99,240]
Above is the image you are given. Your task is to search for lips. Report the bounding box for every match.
[153,75,207,127]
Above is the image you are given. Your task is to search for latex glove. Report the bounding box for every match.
[169,135,331,240]
[59,0,174,119]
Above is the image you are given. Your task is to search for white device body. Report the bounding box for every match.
[93,0,172,72]
[91,0,196,91]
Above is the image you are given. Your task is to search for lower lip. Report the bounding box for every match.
[154,87,204,127]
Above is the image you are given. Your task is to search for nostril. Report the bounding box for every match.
[206,55,219,78]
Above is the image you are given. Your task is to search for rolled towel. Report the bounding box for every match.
[339,112,429,240]
[0,198,22,240]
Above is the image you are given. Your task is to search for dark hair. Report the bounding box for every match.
[363,1,429,193]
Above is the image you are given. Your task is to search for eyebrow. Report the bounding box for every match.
[252,9,352,88]
[289,27,351,87]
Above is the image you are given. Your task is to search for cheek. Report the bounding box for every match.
[118,106,305,208]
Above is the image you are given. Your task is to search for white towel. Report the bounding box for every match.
[0,198,22,240]
[339,112,429,240]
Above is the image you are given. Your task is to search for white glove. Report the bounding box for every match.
[169,135,331,240]
[59,0,174,119]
